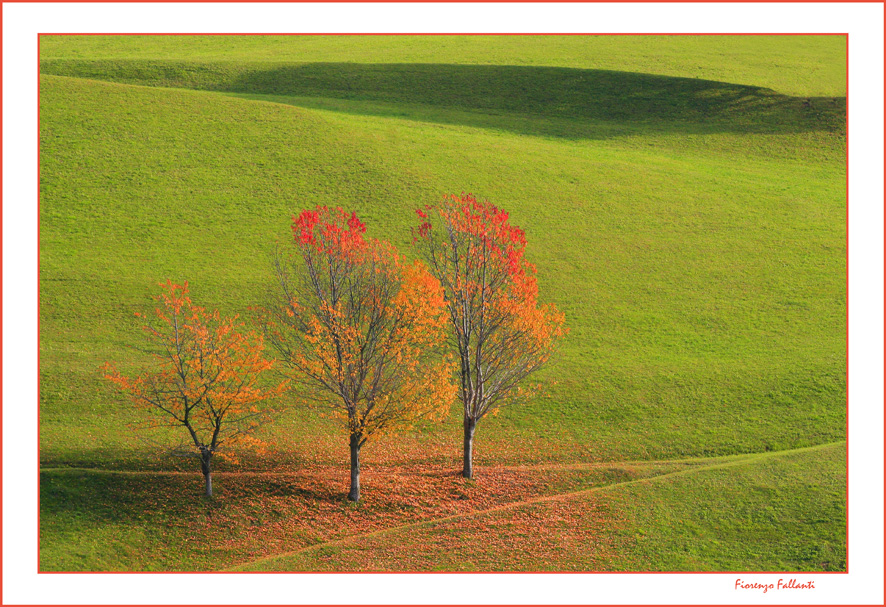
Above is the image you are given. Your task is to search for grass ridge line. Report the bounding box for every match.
[224,440,845,571]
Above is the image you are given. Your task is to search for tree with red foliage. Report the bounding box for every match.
[103,281,286,497]
[413,193,566,478]
[261,207,455,501]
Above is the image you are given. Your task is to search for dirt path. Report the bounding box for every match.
[40,441,843,476]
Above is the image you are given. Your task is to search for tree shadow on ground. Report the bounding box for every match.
[41,60,845,141]
[39,469,337,525]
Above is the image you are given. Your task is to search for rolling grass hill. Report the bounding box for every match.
[39,35,846,572]
[40,34,846,97]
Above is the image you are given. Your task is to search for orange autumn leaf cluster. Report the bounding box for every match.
[266,207,457,447]
[102,281,286,461]
[424,193,565,354]
[414,193,566,414]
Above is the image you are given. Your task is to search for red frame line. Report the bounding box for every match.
[17,21,859,605]
[1,0,4,604]
[3,0,884,3]
[36,32,849,36]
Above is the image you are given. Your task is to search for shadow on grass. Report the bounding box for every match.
[40,469,337,525]
[40,60,845,140]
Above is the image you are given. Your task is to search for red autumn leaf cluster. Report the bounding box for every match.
[293,206,367,258]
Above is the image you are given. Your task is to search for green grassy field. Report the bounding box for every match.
[39,35,846,572]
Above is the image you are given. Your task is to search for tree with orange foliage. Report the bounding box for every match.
[413,193,567,479]
[103,281,286,497]
[261,207,455,501]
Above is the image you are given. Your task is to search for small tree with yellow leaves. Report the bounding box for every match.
[103,281,286,497]
[261,207,455,501]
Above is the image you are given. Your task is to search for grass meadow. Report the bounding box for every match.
[39,35,846,572]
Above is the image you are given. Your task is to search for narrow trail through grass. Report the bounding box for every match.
[40,439,844,477]
[226,440,844,571]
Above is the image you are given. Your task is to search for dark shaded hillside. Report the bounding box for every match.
[41,60,846,139]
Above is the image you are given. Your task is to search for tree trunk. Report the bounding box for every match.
[348,436,361,502]
[200,451,213,497]
[463,416,477,479]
